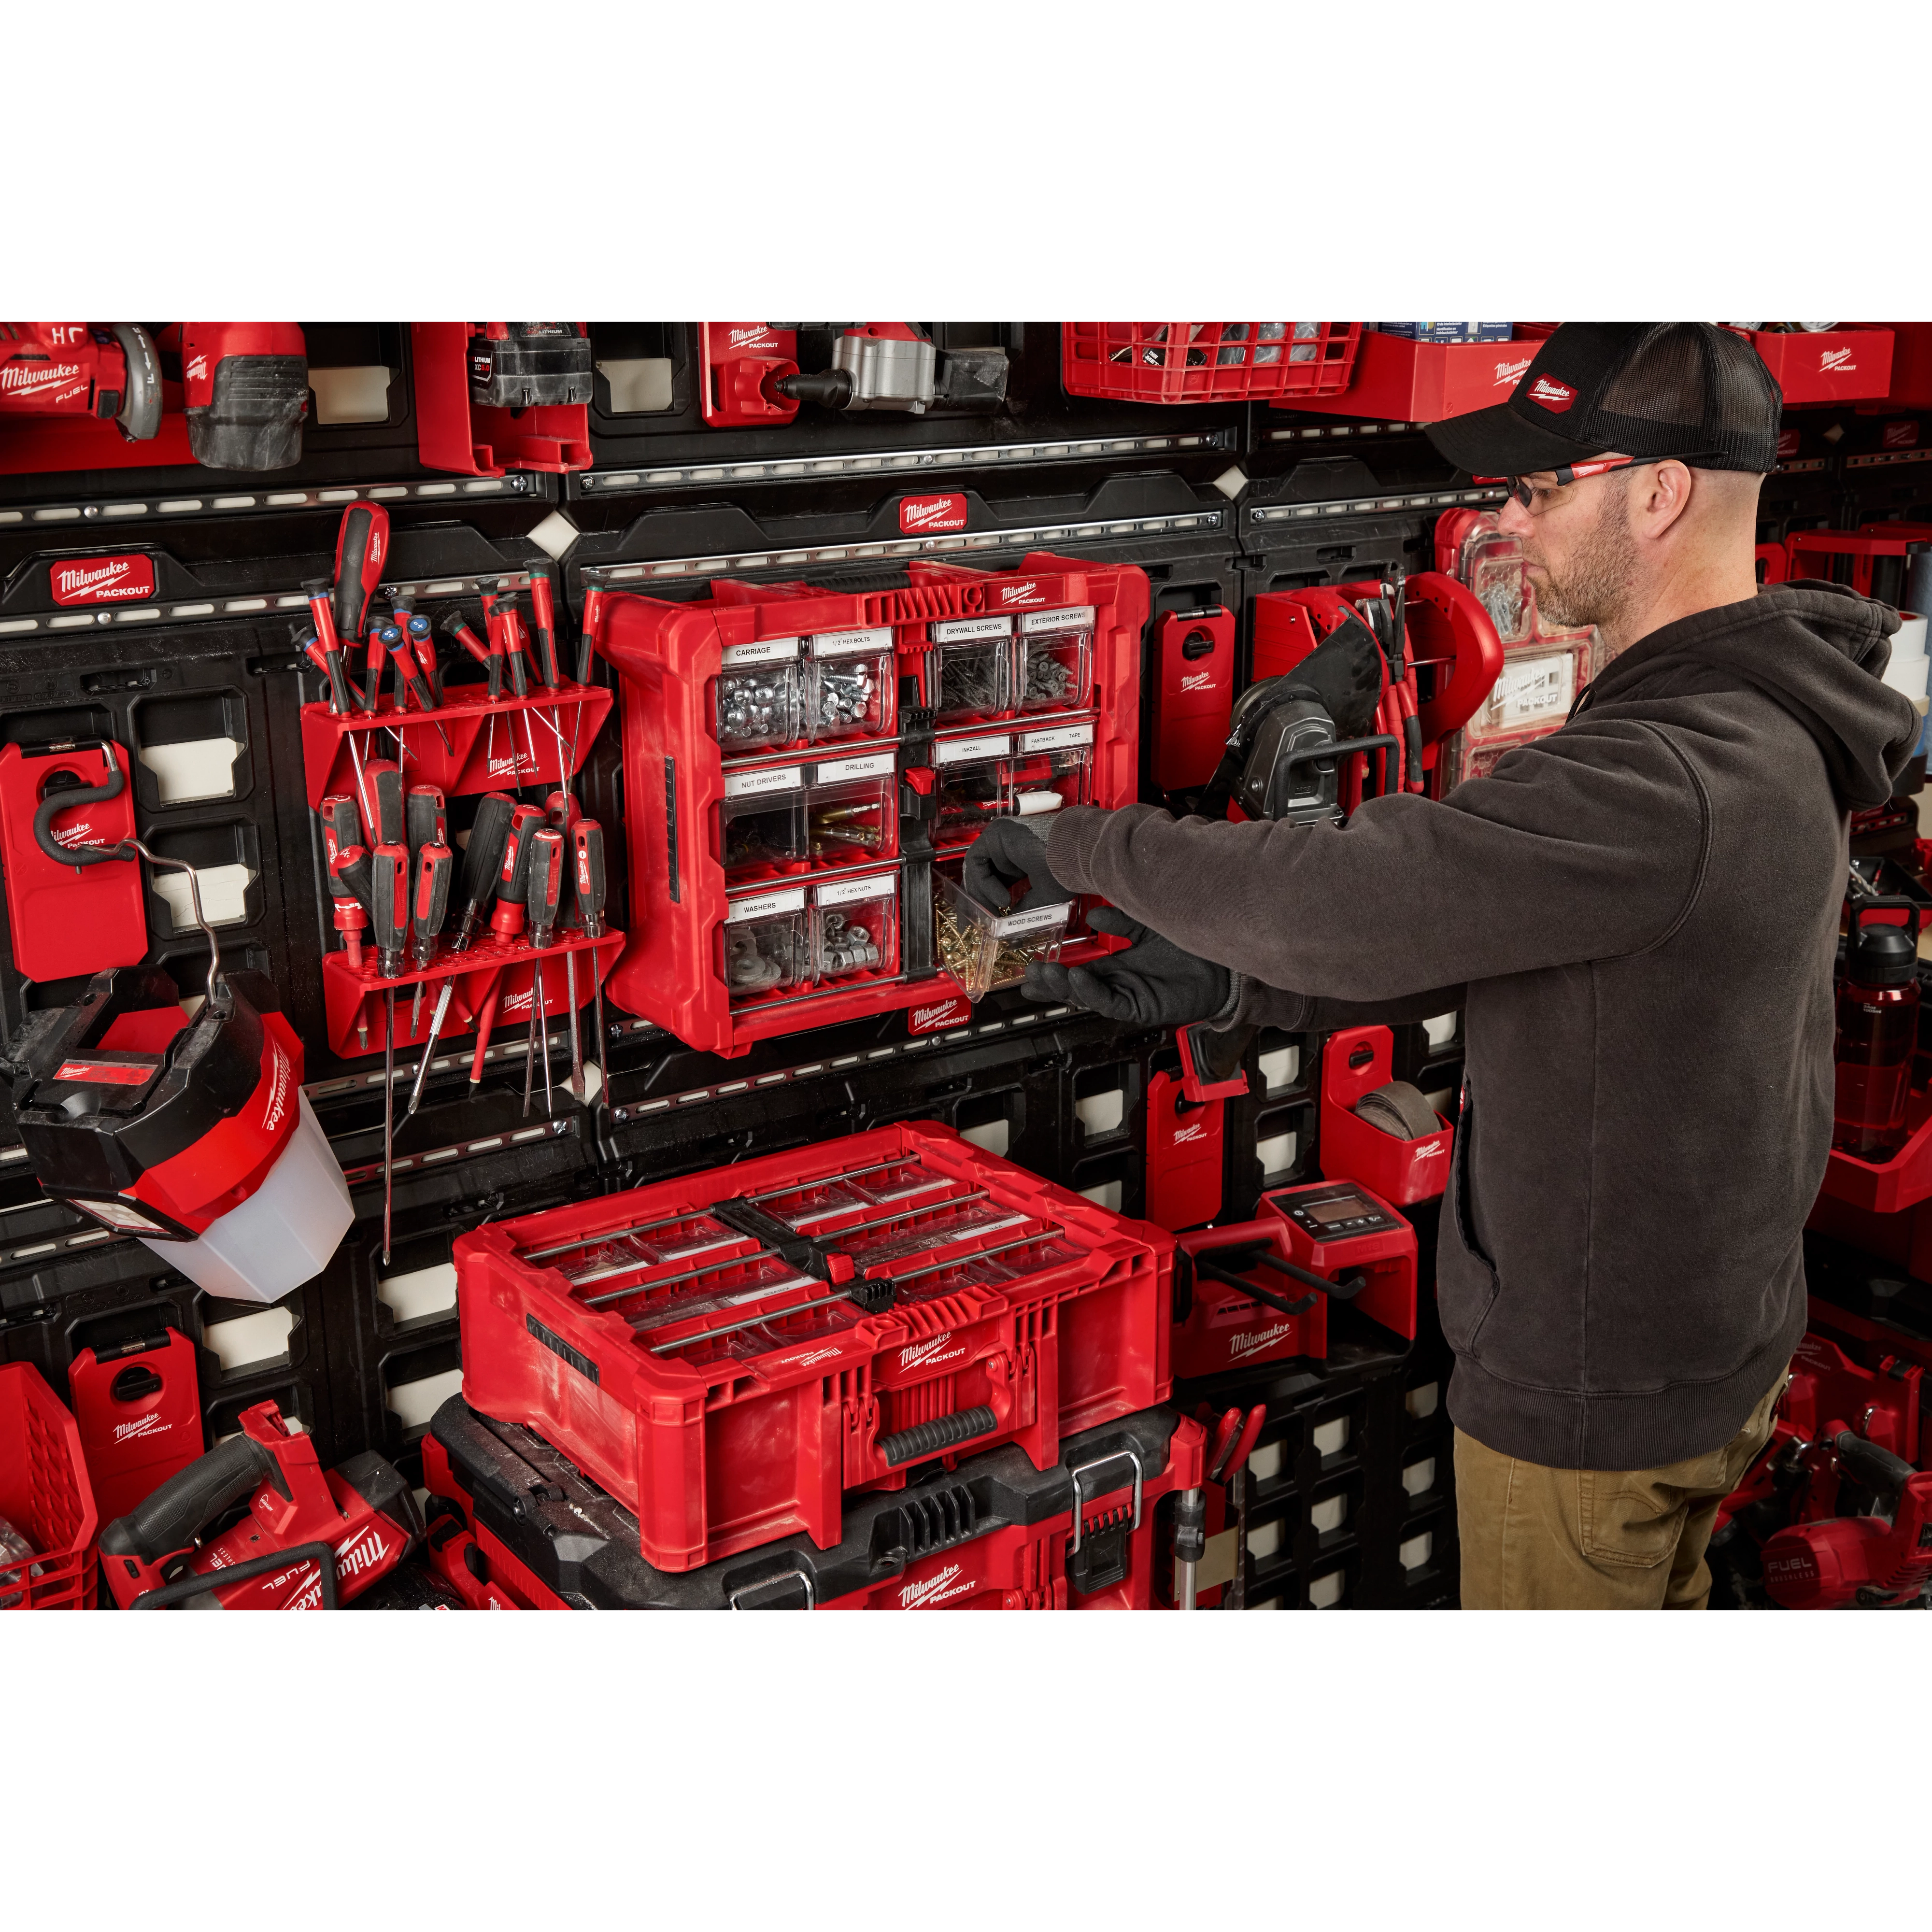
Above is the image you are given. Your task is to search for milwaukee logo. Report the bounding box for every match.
[502,990,534,1015]
[50,820,96,847]
[1230,1320,1295,1360]
[112,1412,171,1445]
[1819,347,1854,372]
[790,1346,843,1369]
[1179,669,1217,693]
[1170,1122,1208,1145]
[332,1525,389,1584]
[1493,357,1532,387]
[1526,373,1575,409]
[185,353,209,385]
[909,996,971,1034]
[1,360,84,396]
[51,554,156,606]
[898,493,969,534]
[899,1332,964,1372]
[259,1038,291,1137]
[1411,1138,1443,1160]
[727,326,779,350]
[900,1562,974,1609]
[998,581,1042,605]
[488,754,533,776]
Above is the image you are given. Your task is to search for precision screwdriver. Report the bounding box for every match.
[443,609,504,783]
[568,580,605,776]
[409,840,453,1038]
[406,611,443,705]
[484,590,544,787]
[527,564,572,801]
[384,623,454,755]
[301,592,362,714]
[570,817,610,1108]
[450,791,515,950]
[522,826,566,1117]
[468,803,544,1087]
[370,840,411,1263]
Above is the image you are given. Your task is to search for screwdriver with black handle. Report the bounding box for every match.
[570,817,610,1109]
[384,623,454,757]
[405,784,447,1030]
[361,757,404,852]
[450,791,514,951]
[568,580,606,776]
[527,564,573,802]
[329,844,374,1052]
[331,501,389,647]
[406,611,443,706]
[522,826,566,1117]
[481,590,541,789]
[468,803,544,1088]
[409,841,453,1041]
[370,841,411,1263]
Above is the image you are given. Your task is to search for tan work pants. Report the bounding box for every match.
[1454,1367,1788,1609]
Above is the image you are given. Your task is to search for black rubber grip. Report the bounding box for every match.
[1835,1430,1917,1498]
[99,1431,273,1566]
[879,1406,996,1468]
[333,505,381,639]
[130,1539,339,1611]
[32,751,128,867]
[460,794,516,921]
[1172,1487,1207,1564]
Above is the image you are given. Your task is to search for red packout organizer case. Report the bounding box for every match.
[422,1394,1204,1609]
[454,1121,1173,1571]
[591,552,1147,1057]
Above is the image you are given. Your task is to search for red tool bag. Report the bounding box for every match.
[455,1121,1173,1572]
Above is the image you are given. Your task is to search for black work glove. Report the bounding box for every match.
[961,814,1071,913]
[1023,908,1233,1026]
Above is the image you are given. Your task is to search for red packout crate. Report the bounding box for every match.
[590,553,1146,1057]
[1062,323,1362,405]
[0,1363,100,1610]
[421,1394,1205,1609]
[455,1122,1174,1572]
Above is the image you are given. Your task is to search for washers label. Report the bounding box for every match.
[727,887,807,922]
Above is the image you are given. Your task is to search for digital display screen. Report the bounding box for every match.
[1305,1194,1369,1226]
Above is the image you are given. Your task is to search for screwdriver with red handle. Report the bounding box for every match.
[409,840,453,1039]
[328,846,374,1052]
[406,611,443,706]
[527,564,573,801]
[370,840,411,1263]
[360,758,404,852]
[442,610,503,784]
[522,825,566,1117]
[569,580,606,778]
[331,501,389,647]
[468,803,544,1087]
[405,785,447,1030]
[569,817,610,1109]
[383,624,453,757]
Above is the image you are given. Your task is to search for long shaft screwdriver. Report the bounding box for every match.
[571,818,610,1109]
[523,827,566,1117]
[370,842,411,1263]
[468,803,543,1087]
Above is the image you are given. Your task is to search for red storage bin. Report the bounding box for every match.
[454,1122,1174,1572]
[1062,322,1361,404]
[0,1363,100,1610]
[1318,1025,1454,1207]
[591,553,1146,1056]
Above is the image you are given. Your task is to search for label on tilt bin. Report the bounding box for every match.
[50,554,156,606]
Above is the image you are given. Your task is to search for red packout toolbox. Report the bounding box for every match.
[455,1121,1173,1571]
[421,1393,1204,1609]
[586,553,1146,1057]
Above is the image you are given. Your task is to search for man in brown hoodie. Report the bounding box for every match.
[969,323,1920,1608]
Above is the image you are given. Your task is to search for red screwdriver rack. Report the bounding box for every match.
[321,927,622,1062]
[298,682,611,810]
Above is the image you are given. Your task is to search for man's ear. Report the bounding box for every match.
[1634,459,1696,540]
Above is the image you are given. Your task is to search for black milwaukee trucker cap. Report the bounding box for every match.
[1425,323,1783,478]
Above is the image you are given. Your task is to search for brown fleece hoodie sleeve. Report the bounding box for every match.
[1045,715,1707,1005]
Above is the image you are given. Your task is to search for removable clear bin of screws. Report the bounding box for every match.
[805,751,897,864]
[807,627,895,743]
[712,637,804,753]
[717,762,809,883]
[721,887,809,1003]
[1015,605,1094,713]
[927,613,1013,724]
[812,870,900,985]
[935,867,1069,1002]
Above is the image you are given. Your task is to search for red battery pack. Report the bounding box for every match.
[455,1122,1173,1572]
[421,1393,1204,1609]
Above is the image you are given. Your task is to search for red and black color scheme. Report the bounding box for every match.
[174,322,308,470]
[2,965,301,1245]
[1150,603,1237,796]
[1759,1435,1932,1609]
[467,324,594,411]
[98,1400,420,1611]
[0,1363,99,1611]
[454,1121,1173,1572]
[66,1328,203,1528]
[0,322,161,441]
[0,737,149,983]
[422,1394,1203,1610]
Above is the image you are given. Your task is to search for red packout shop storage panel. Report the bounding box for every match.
[454,1121,1173,1571]
[590,553,1147,1057]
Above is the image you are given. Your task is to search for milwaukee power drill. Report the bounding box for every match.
[99,1399,421,1609]
[0,322,162,440]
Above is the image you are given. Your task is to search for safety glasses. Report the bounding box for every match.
[1474,457,1646,511]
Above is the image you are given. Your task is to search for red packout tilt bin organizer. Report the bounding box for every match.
[454,1122,1173,1571]
[591,553,1147,1057]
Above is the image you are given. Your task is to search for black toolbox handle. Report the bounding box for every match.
[879,1405,996,1468]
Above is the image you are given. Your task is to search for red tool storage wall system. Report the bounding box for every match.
[4,317,1931,1616]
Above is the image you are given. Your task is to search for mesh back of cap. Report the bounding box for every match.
[1586,322,1780,471]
